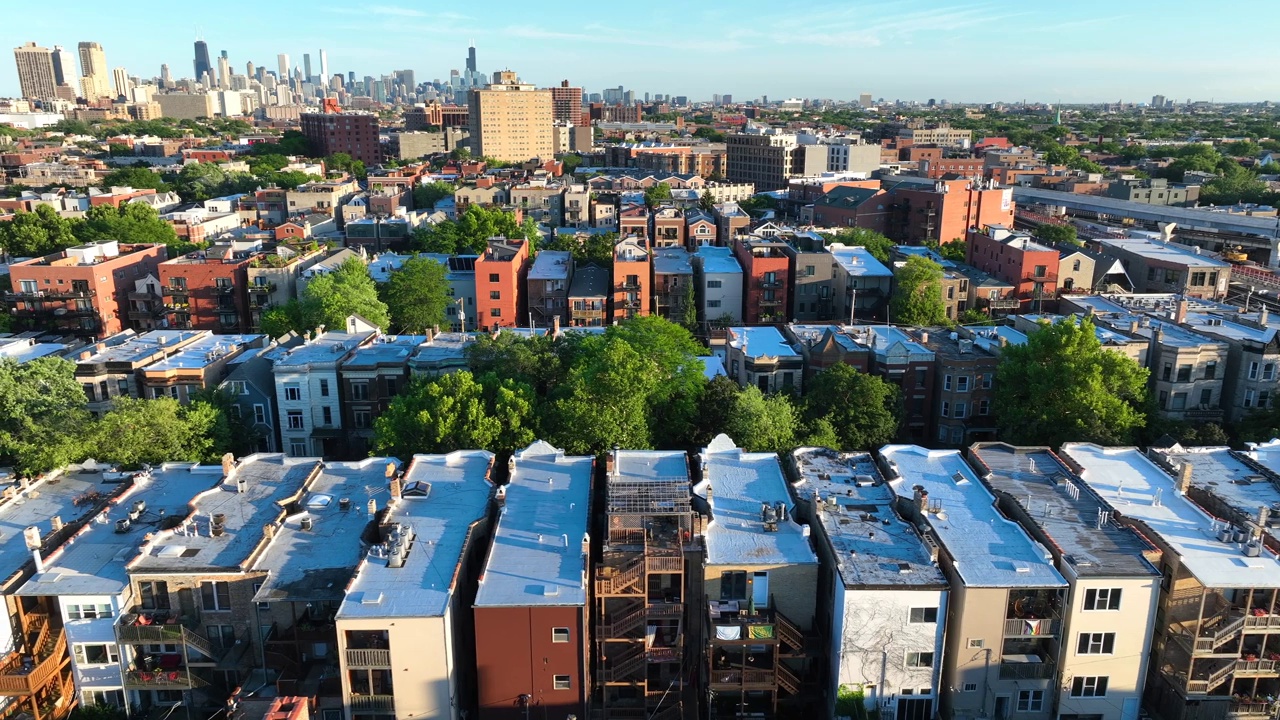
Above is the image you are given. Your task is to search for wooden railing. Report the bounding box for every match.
[600,604,646,638]
[596,560,644,596]
[1244,614,1280,630]
[709,668,774,686]
[1236,658,1280,676]
[1195,614,1246,653]
[775,610,803,653]
[349,695,394,713]
[645,555,682,573]
[607,648,645,681]
[117,615,215,659]
[345,649,391,668]
[0,629,65,696]
[123,667,208,690]
[777,662,801,695]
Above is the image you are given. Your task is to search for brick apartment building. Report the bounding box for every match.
[889,178,1015,245]
[549,80,585,127]
[475,237,530,330]
[5,240,167,338]
[300,112,381,166]
[612,236,651,322]
[734,237,791,323]
[159,246,256,332]
[916,329,1000,446]
[966,225,1060,309]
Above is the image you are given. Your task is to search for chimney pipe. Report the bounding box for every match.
[1177,462,1193,493]
[1175,300,1188,325]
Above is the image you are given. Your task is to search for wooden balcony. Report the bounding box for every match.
[345,648,391,668]
[708,668,775,689]
[0,626,65,696]
[123,667,208,690]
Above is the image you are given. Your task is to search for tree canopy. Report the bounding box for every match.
[822,227,895,263]
[1032,223,1080,247]
[412,205,539,255]
[100,166,170,191]
[0,205,80,258]
[381,257,451,334]
[412,181,456,211]
[802,364,902,450]
[890,256,947,326]
[300,258,389,332]
[994,317,1149,447]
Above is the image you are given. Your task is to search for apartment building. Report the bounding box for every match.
[725,132,828,191]
[1091,236,1230,299]
[880,445,1068,720]
[248,457,397,719]
[219,335,305,453]
[1178,308,1280,421]
[273,327,378,458]
[1062,443,1280,720]
[897,125,973,149]
[1103,312,1228,421]
[653,247,694,322]
[510,183,566,227]
[1106,178,1194,206]
[735,237,791,324]
[916,330,1000,446]
[136,332,263,402]
[969,443,1161,720]
[339,336,423,456]
[120,455,326,710]
[611,236,651,323]
[693,244,743,323]
[890,179,1014,246]
[698,435,818,718]
[722,326,801,394]
[468,72,554,163]
[966,225,1059,310]
[334,451,495,720]
[790,447,949,720]
[850,326,936,442]
[5,241,167,338]
[567,265,609,328]
[592,449,695,720]
[1013,313,1151,367]
[652,208,686,248]
[782,232,838,323]
[246,247,329,333]
[475,237,529,331]
[527,250,573,327]
[72,329,206,415]
[474,441,593,720]
[713,202,751,242]
[300,113,380,166]
[618,205,649,241]
[786,324,872,377]
[287,176,361,216]
[159,247,256,332]
[685,209,717,247]
[830,243,894,321]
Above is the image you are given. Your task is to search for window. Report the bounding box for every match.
[957,376,970,392]
[1071,676,1109,698]
[978,399,990,415]
[1033,265,1047,278]
[287,410,304,430]
[1017,690,1044,712]
[981,373,993,389]
[909,607,938,623]
[954,402,967,419]
[488,272,500,282]
[1191,271,1206,286]
[1162,363,1172,381]
[941,401,950,418]
[552,627,570,643]
[201,581,232,611]
[1176,365,1191,382]
[74,644,119,665]
[321,406,333,426]
[720,571,748,601]
[229,405,242,419]
[139,581,170,610]
[963,683,978,692]
[351,382,369,401]
[1073,259,1081,271]
[1200,389,1213,406]
[1205,361,1217,379]
[966,638,984,649]
[227,381,247,395]
[289,440,308,457]
[707,280,722,289]
[1262,391,1272,408]
[83,384,96,402]
[707,300,721,308]
[353,411,371,429]
[906,652,934,668]
[319,379,330,397]
[553,675,571,690]
[118,379,129,397]
[1266,364,1276,381]
[1084,588,1121,611]
[490,308,501,317]
[1250,361,1260,380]
[385,378,397,396]
[1077,632,1115,655]
[67,603,113,620]
[253,404,266,424]
[951,427,964,444]
[805,265,815,276]
[284,384,301,401]
[944,375,952,391]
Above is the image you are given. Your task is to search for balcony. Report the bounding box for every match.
[758,278,783,289]
[1021,272,1058,283]
[123,667,208,690]
[1235,658,1280,676]
[998,653,1055,680]
[620,281,641,291]
[708,668,775,688]
[0,623,65,696]
[116,609,215,659]
[1002,616,1061,637]
[164,286,189,298]
[345,649,391,668]
[4,289,94,301]
[349,695,394,713]
[248,283,277,294]
[215,285,235,295]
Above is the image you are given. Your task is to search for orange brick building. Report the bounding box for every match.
[734,237,791,324]
[612,236,650,322]
[158,248,256,331]
[889,178,1015,245]
[475,237,530,330]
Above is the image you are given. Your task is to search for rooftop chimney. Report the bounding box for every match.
[553,315,561,336]
[389,477,402,500]
[1175,300,1188,325]
[1177,462,1193,493]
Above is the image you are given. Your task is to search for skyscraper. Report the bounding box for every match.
[77,41,109,98]
[160,64,171,88]
[13,42,57,100]
[193,40,211,83]
[467,44,476,73]
[303,53,312,81]
[112,66,131,98]
[277,53,289,82]
[50,45,72,87]
[469,71,555,163]
[550,80,585,127]
[217,54,230,89]
[319,49,328,84]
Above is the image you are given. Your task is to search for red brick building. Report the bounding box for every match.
[550,80,585,127]
[966,224,1060,309]
[475,237,529,330]
[4,241,167,338]
[158,246,256,331]
[618,205,649,241]
[300,112,381,166]
[734,237,791,324]
[612,236,650,322]
[809,185,890,232]
[888,178,1015,245]
[919,157,986,179]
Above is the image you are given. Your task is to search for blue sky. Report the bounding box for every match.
[4,0,1278,103]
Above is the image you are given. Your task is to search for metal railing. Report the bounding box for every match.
[998,657,1055,680]
[345,648,391,668]
[348,695,394,713]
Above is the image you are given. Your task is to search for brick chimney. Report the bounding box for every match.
[1177,462,1193,493]
[1175,299,1188,325]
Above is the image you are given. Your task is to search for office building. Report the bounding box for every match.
[13,42,58,100]
[468,71,554,163]
[193,40,211,84]
[49,45,72,88]
[76,41,109,99]
[299,112,381,166]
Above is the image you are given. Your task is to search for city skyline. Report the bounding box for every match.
[3,0,1280,104]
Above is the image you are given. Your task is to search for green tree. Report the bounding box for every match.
[822,227,895,263]
[1118,144,1149,161]
[412,204,537,255]
[889,256,947,327]
[1224,140,1263,158]
[802,364,902,450]
[679,279,698,331]
[1236,406,1280,446]
[605,317,706,448]
[373,372,503,457]
[692,375,740,447]
[299,258,390,331]
[480,373,540,455]
[958,308,995,325]
[101,166,169,191]
[545,336,658,454]
[466,331,567,396]
[1032,223,1080,247]
[925,239,967,262]
[994,317,1149,447]
[382,257,450,333]
[69,705,127,720]
[170,161,248,202]
[259,299,308,339]
[79,203,184,252]
[0,205,81,258]
[189,387,260,458]
[92,397,215,467]
[0,357,92,475]
[725,386,798,454]
[412,181,456,211]
[643,182,672,208]
[699,191,717,213]
[559,154,583,174]
[325,153,367,179]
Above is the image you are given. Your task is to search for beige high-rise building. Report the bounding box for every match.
[13,42,57,100]
[77,41,110,98]
[467,70,554,163]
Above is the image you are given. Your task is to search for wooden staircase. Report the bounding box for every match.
[596,558,644,595]
[600,602,646,638]
[607,647,645,682]
[777,662,801,696]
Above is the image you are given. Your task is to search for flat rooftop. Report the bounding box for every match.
[78,330,204,367]
[727,326,799,359]
[969,444,1159,578]
[0,338,71,363]
[697,435,817,567]
[791,447,946,588]
[337,450,494,619]
[474,442,593,608]
[964,325,1027,354]
[343,335,426,369]
[1248,439,1280,479]
[695,245,743,275]
[829,243,892,278]
[274,332,374,369]
[654,248,694,275]
[251,458,397,603]
[1096,236,1229,268]
[129,455,322,573]
[528,250,572,280]
[409,333,476,366]
[880,445,1066,589]
[1020,314,1141,347]
[1162,445,1280,543]
[0,469,121,588]
[17,464,221,597]
[1102,313,1223,350]
[607,450,691,517]
[144,334,262,373]
[1183,311,1277,344]
[1063,443,1280,589]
